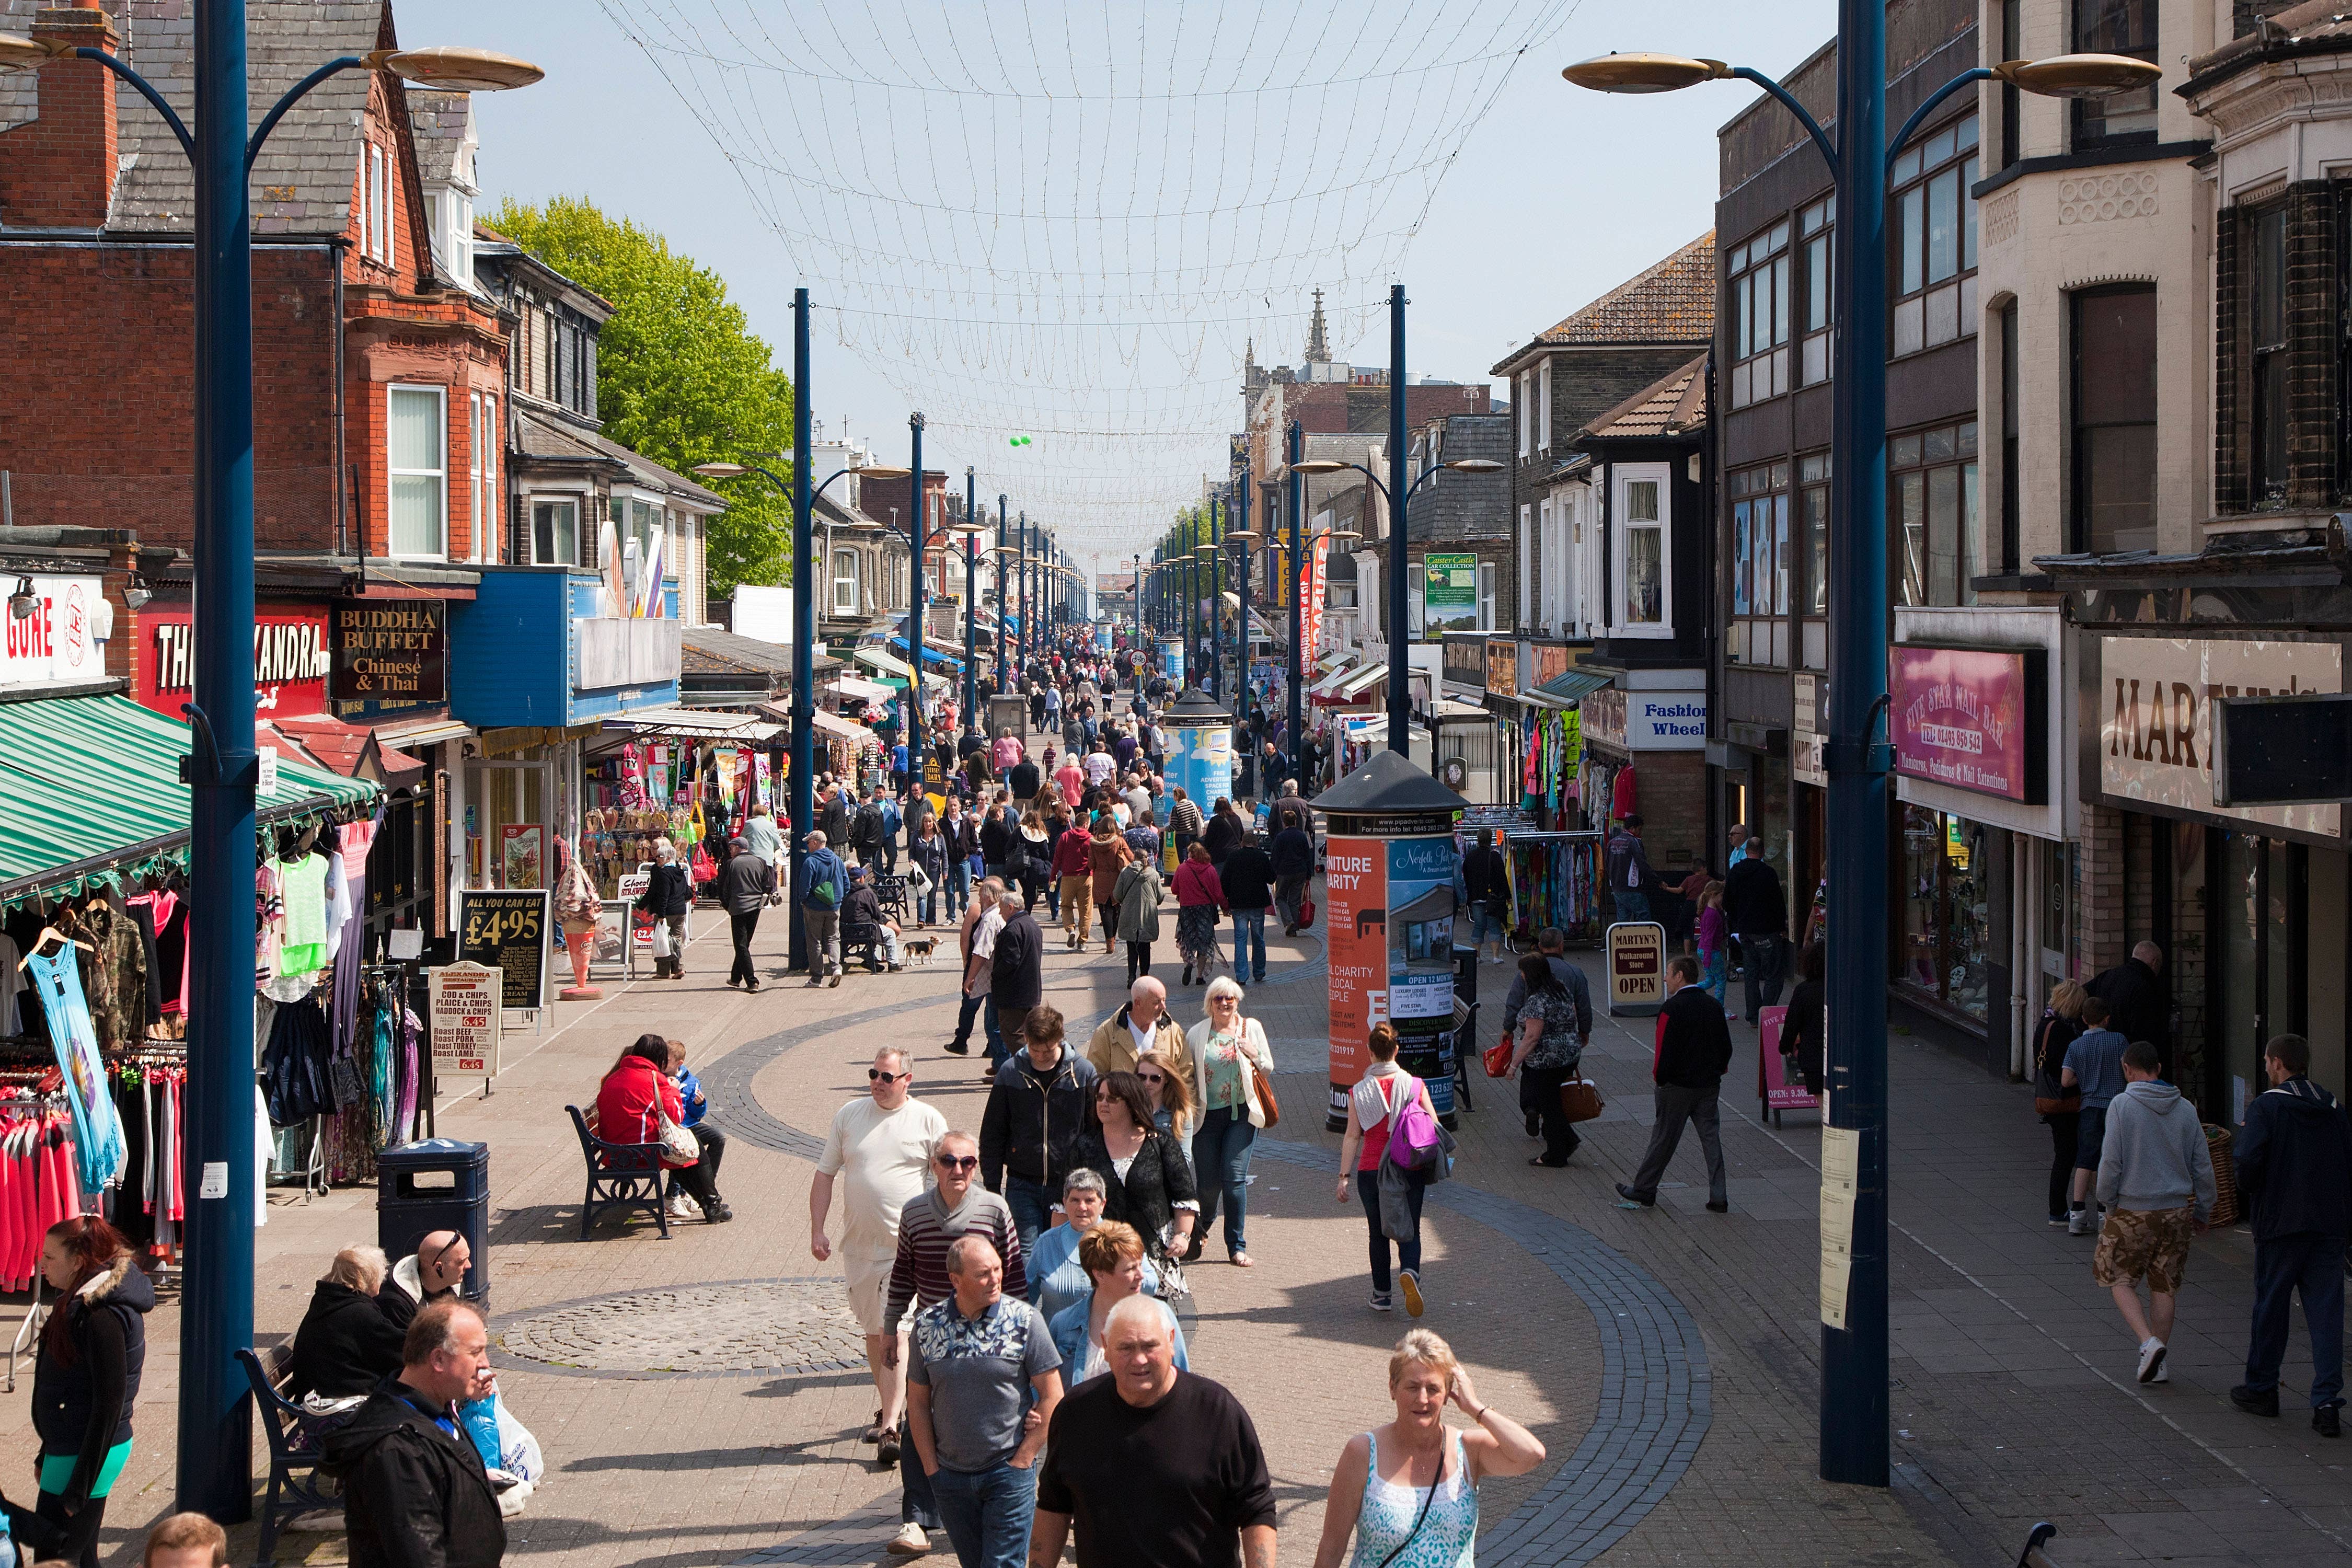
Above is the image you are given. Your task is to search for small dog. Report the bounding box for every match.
[901,936,939,966]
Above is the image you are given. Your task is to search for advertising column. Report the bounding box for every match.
[1315,750,1470,1130]
[1162,685,1235,812]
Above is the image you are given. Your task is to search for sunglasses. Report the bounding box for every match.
[1138,1073,1166,1085]
[936,1154,981,1170]
[869,1069,909,1083]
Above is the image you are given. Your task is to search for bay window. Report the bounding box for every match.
[833,551,860,616]
[2251,204,2289,503]
[1890,115,1978,358]
[387,385,446,558]
[2074,0,2158,148]
[2071,285,2158,554]
[1615,470,1668,633]
[532,498,578,567]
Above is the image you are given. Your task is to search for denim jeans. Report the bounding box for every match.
[1737,932,1785,1023]
[900,1415,942,1530]
[1004,1174,1054,1263]
[2246,1232,2347,1409]
[1191,1106,1258,1254]
[953,993,1005,1059]
[947,859,972,919]
[1466,904,1504,951]
[1615,890,1652,924]
[1231,908,1267,981]
[1356,1168,1422,1297]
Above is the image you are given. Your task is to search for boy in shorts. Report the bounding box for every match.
[2061,995,2130,1233]
[2092,1041,2217,1384]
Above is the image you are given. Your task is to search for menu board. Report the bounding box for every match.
[428,962,501,1077]
[456,889,550,1013]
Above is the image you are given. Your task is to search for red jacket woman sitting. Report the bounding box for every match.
[595,1034,730,1223]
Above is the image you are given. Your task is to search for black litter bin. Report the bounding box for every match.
[1452,943,1479,1007]
[378,1138,491,1307]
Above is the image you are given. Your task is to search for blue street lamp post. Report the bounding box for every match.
[1563,26,2157,1488]
[0,19,541,1518]
[1287,419,1305,786]
[965,470,980,727]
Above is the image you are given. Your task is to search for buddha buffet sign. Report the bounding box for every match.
[1888,644,2045,804]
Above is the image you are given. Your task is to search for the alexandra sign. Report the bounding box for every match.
[2099,636,2342,835]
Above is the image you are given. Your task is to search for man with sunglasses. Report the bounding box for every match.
[882,1129,1026,1557]
[376,1230,470,1339]
[815,1048,950,1481]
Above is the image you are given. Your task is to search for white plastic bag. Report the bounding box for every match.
[651,919,673,959]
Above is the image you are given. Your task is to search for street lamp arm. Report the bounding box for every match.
[1886,67,1996,171]
[71,47,193,162]
[1727,65,1838,174]
[245,53,370,174]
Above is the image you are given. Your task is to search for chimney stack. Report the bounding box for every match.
[0,6,122,230]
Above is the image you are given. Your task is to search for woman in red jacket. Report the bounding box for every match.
[596,1034,731,1223]
[1171,843,1227,987]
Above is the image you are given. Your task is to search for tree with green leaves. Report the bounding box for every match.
[490,195,793,595]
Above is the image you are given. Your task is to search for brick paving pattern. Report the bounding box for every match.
[496,1279,870,1378]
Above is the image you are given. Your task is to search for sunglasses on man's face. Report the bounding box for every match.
[869,1069,909,1083]
[937,1154,981,1170]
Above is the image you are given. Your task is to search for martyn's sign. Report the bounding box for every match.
[2099,635,2343,836]
[136,603,331,719]
[1889,644,2045,804]
[333,598,448,707]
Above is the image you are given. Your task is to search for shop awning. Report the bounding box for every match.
[887,638,965,672]
[596,706,781,740]
[812,709,877,743]
[835,675,897,704]
[0,692,379,900]
[1331,664,1388,700]
[856,650,950,689]
[1534,668,1613,704]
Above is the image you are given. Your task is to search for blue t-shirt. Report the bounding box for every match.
[893,744,910,773]
[672,1067,707,1128]
[2062,1028,2131,1110]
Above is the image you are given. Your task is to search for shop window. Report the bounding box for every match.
[2073,0,2158,149]
[464,762,548,891]
[1890,115,1978,358]
[1893,420,1978,606]
[1726,220,1791,409]
[1800,195,1834,385]
[1616,472,1668,632]
[2250,203,2290,504]
[1727,461,1787,667]
[532,498,578,567]
[387,384,447,558]
[1899,805,1991,1020]
[2071,284,2158,553]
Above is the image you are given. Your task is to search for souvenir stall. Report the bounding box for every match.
[1497,829,1607,947]
[579,710,785,898]
[1515,704,1585,830]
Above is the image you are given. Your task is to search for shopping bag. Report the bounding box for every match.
[651,919,673,960]
[1483,1036,1515,1079]
[1297,896,1317,930]
[1559,1077,1606,1123]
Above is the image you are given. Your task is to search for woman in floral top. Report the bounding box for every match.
[1509,953,1587,1169]
[1184,976,1275,1267]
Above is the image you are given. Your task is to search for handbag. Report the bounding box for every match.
[1297,896,1317,930]
[2034,1090,2082,1116]
[1559,1076,1606,1123]
[1249,1059,1281,1129]
[654,1090,700,1165]
[651,919,674,959]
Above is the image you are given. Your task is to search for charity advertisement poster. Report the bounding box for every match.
[1385,834,1460,1114]
[1323,837,1386,1087]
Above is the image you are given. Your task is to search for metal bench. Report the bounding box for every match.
[2016,1523,2059,1568]
[237,1344,340,1568]
[566,1104,672,1239]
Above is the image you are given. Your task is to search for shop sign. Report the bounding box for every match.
[136,603,331,718]
[1527,642,1572,691]
[2098,636,2343,835]
[1486,641,1517,696]
[1581,686,1705,752]
[455,887,550,1013]
[1585,686,1625,750]
[1607,921,1666,1016]
[332,599,447,708]
[1758,1004,1820,1113]
[1793,673,1826,788]
[1442,634,1485,689]
[0,574,101,690]
[427,961,501,1076]
[1888,645,2044,804]
[1423,552,1478,640]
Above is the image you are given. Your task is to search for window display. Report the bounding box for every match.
[1899,805,1990,1020]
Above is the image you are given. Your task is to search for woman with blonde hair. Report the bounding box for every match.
[2033,978,2091,1225]
[1137,1047,1195,1143]
[1045,1221,1187,1384]
[1309,1330,1545,1568]
[1185,975,1275,1267]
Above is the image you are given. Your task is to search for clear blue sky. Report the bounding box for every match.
[406,0,1837,570]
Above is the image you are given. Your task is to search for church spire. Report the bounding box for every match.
[1304,289,1330,364]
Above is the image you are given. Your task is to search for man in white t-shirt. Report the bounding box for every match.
[811,1046,950,1470]
[1082,744,1115,789]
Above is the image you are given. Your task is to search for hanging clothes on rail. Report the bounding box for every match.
[24,947,124,1193]
[262,996,336,1125]
[0,1100,81,1292]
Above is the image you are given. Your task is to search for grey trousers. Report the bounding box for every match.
[1627,1083,1727,1205]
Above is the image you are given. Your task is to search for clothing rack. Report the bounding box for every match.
[3,1090,72,1393]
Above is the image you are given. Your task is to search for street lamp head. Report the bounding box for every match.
[1560,52,1731,94]
[1993,53,2164,97]
[1442,458,1505,474]
[946,521,988,537]
[0,32,62,71]
[691,461,748,480]
[857,465,913,480]
[368,47,545,92]
[1290,459,1348,475]
[1324,527,1363,543]
[1223,528,1262,544]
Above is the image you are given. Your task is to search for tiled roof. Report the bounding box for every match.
[406,90,470,188]
[514,409,625,468]
[0,1,390,235]
[568,425,730,510]
[2187,1,2352,90]
[1492,234,1716,373]
[1578,353,1710,443]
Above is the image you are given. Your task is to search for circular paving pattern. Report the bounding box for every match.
[494,1278,869,1379]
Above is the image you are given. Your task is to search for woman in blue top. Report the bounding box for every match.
[1026,1170,1158,1324]
[1046,1222,1185,1386]
[1308,1331,1546,1568]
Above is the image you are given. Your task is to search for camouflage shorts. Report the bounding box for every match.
[2092,1205,2196,1294]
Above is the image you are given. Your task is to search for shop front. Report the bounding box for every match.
[1887,608,2069,1078]
[331,590,466,953]
[1577,674,1708,878]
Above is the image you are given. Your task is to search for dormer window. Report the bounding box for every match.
[442,188,474,289]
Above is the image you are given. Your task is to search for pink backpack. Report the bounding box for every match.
[1388,1080,1444,1171]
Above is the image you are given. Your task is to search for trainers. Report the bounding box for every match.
[2067,1207,2094,1236]
[667,1194,698,1219]
[2047,1213,2070,1226]
[1400,1270,1423,1319]
[887,1522,930,1556]
[1369,1294,1393,1312]
[2318,1405,2343,1438]
[2136,1338,2166,1384]
[2230,1383,2281,1417]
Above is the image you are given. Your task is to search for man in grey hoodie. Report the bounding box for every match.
[2093,1041,2217,1386]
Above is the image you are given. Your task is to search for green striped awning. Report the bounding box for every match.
[0,692,379,901]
